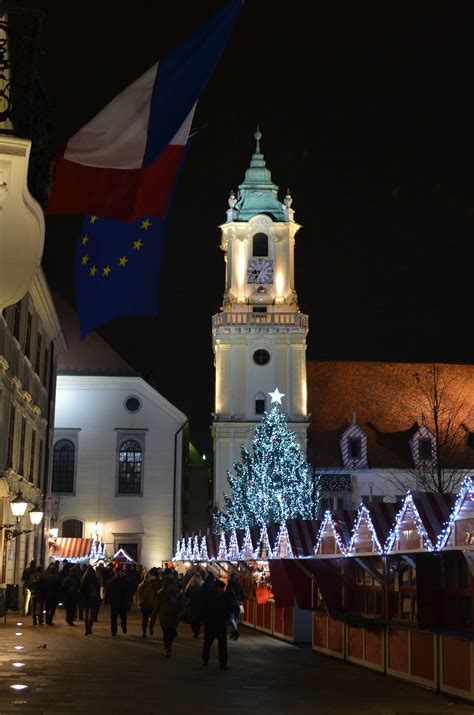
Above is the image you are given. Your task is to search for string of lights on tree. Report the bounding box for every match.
[214,389,316,531]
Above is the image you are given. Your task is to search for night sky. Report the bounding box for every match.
[17,1,474,453]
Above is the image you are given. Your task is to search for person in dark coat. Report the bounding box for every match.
[80,566,101,635]
[201,579,232,670]
[226,572,244,640]
[104,569,130,636]
[43,563,60,625]
[151,574,184,657]
[62,565,81,626]
[28,566,45,626]
[184,573,204,638]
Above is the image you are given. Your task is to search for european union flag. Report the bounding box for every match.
[75,214,165,338]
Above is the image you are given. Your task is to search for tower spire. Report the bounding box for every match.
[254,125,262,154]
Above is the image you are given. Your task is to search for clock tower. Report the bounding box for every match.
[212,128,309,507]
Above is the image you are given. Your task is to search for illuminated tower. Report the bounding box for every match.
[212,128,309,507]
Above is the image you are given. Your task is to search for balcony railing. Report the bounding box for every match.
[213,312,308,329]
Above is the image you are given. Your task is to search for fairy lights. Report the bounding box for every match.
[174,475,474,563]
[217,532,228,560]
[348,505,383,555]
[273,523,294,558]
[314,511,348,556]
[384,493,433,553]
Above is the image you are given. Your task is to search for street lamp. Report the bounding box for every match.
[29,505,43,527]
[10,493,28,520]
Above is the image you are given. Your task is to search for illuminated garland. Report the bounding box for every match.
[273,523,294,558]
[227,530,240,560]
[240,527,256,560]
[217,532,228,560]
[173,540,182,561]
[348,506,383,555]
[192,536,201,561]
[314,510,348,556]
[186,537,193,560]
[383,493,434,553]
[435,476,474,550]
[200,536,209,562]
[256,525,272,559]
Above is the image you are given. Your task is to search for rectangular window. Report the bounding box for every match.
[43,346,49,387]
[18,416,26,475]
[38,439,44,491]
[348,437,361,460]
[25,312,32,358]
[252,306,267,313]
[13,302,21,341]
[419,438,432,461]
[35,332,42,374]
[255,399,265,415]
[6,404,15,468]
[29,429,36,482]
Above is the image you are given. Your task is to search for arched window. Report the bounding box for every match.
[255,392,266,415]
[52,439,75,493]
[118,439,142,495]
[61,518,83,538]
[252,233,268,257]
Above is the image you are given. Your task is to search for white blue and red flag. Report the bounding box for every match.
[47,0,243,221]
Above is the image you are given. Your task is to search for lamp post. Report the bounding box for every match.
[9,492,27,587]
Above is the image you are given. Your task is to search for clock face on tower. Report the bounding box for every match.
[247,258,274,284]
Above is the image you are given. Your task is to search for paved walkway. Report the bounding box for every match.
[0,608,471,714]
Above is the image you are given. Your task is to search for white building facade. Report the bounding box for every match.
[52,301,187,566]
[212,129,309,506]
[0,269,66,585]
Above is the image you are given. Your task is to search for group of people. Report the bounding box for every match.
[21,559,245,669]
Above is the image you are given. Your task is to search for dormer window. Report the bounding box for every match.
[252,233,268,257]
[409,424,436,468]
[340,416,368,469]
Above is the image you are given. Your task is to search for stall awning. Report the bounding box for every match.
[51,538,92,559]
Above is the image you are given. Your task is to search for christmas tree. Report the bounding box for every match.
[215,396,316,531]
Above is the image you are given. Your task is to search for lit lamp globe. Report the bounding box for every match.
[49,527,58,539]
[29,505,44,527]
[10,493,28,520]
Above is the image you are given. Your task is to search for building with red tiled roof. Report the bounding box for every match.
[306,360,474,507]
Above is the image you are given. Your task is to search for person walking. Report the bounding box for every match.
[226,572,244,640]
[151,574,184,658]
[21,559,36,616]
[29,566,45,626]
[62,565,81,626]
[43,563,60,625]
[104,569,130,636]
[185,572,203,638]
[137,572,158,637]
[201,579,232,670]
[80,566,101,635]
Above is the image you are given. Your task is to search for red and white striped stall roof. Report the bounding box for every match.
[51,538,93,560]
[363,500,401,546]
[286,519,321,557]
[332,509,357,549]
[410,491,457,547]
[266,523,280,551]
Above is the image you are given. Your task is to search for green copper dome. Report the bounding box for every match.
[234,127,287,222]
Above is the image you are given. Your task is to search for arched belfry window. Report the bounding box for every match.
[52,439,75,494]
[61,518,83,538]
[118,439,143,495]
[255,392,266,415]
[252,233,268,257]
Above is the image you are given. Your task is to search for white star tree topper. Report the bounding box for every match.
[268,387,285,405]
